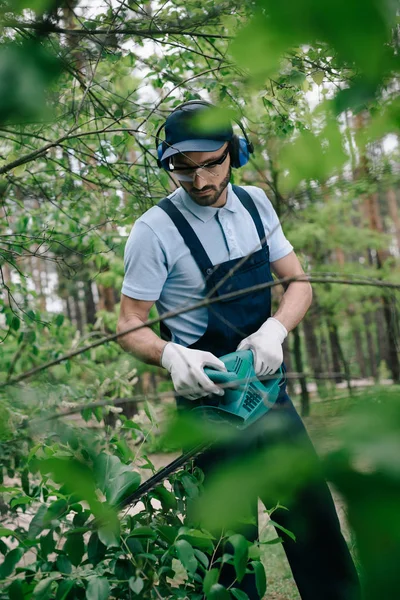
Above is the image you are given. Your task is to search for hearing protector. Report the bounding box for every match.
[155,100,254,171]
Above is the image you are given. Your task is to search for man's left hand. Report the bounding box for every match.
[237,317,288,376]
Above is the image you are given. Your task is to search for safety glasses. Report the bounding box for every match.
[169,148,229,181]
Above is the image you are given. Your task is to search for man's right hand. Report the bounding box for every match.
[161,343,227,400]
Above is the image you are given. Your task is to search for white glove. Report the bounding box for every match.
[237,317,288,376]
[161,342,227,401]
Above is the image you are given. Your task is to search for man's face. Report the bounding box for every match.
[171,143,231,207]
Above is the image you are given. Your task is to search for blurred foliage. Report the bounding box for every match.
[0,0,399,597]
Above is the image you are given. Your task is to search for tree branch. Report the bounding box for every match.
[4,22,232,40]
[1,274,399,389]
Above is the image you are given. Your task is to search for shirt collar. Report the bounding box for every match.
[179,183,237,223]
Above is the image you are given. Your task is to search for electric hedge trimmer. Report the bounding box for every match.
[120,350,283,509]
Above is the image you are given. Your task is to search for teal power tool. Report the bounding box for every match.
[120,350,284,509]
[195,349,283,430]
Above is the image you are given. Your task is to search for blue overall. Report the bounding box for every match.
[158,186,361,600]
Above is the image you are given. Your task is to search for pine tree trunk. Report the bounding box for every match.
[375,303,389,367]
[380,293,400,383]
[97,283,116,312]
[282,338,294,397]
[363,310,378,380]
[354,112,399,382]
[319,327,332,383]
[66,297,73,322]
[387,187,400,252]
[352,325,368,379]
[84,280,97,325]
[327,319,343,383]
[72,289,83,332]
[302,312,327,398]
[292,326,309,416]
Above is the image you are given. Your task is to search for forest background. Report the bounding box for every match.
[0,0,400,599]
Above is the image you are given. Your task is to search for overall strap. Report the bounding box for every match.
[158,198,214,273]
[232,185,267,247]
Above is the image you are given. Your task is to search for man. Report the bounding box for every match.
[117,102,361,599]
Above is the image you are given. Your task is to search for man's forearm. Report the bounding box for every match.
[117,317,167,366]
[273,281,313,333]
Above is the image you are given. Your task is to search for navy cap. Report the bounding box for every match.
[161,103,233,161]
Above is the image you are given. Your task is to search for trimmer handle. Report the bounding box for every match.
[203,368,239,385]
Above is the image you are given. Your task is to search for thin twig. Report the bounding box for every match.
[1,274,399,389]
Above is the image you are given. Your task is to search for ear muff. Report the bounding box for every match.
[155,101,255,171]
[157,141,169,170]
[229,135,253,169]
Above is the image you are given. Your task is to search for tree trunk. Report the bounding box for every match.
[319,327,332,384]
[97,283,116,312]
[351,325,368,379]
[386,187,400,252]
[84,280,97,325]
[380,293,400,382]
[354,112,399,382]
[330,321,353,395]
[282,338,294,397]
[375,303,389,367]
[72,289,83,332]
[292,326,309,416]
[302,312,327,398]
[66,297,73,322]
[327,319,343,383]
[362,311,378,380]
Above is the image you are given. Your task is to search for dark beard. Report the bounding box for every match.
[188,167,232,207]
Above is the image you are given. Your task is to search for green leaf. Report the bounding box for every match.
[231,589,250,600]
[227,534,248,583]
[98,526,119,548]
[207,583,230,600]
[86,577,109,600]
[144,399,157,425]
[248,543,261,560]
[81,407,92,422]
[87,532,106,566]
[44,498,68,523]
[180,473,199,499]
[175,539,198,576]
[156,525,178,545]
[56,580,74,600]
[32,575,56,598]
[128,526,157,539]
[250,561,267,598]
[40,531,55,558]
[115,558,135,579]
[93,406,103,423]
[269,519,296,542]
[193,548,209,569]
[0,547,24,578]
[203,568,219,594]
[7,579,24,600]
[95,453,141,506]
[312,71,325,86]
[64,532,84,567]
[260,536,282,545]
[56,554,72,574]
[178,528,215,553]
[11,316,20,331]
[129,577,144,595]
[152,485,177,510]
[33,575,58,600]
[0,527,17,538]
[54,314,64,327]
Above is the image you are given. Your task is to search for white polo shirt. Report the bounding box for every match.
[122,183,293,346]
